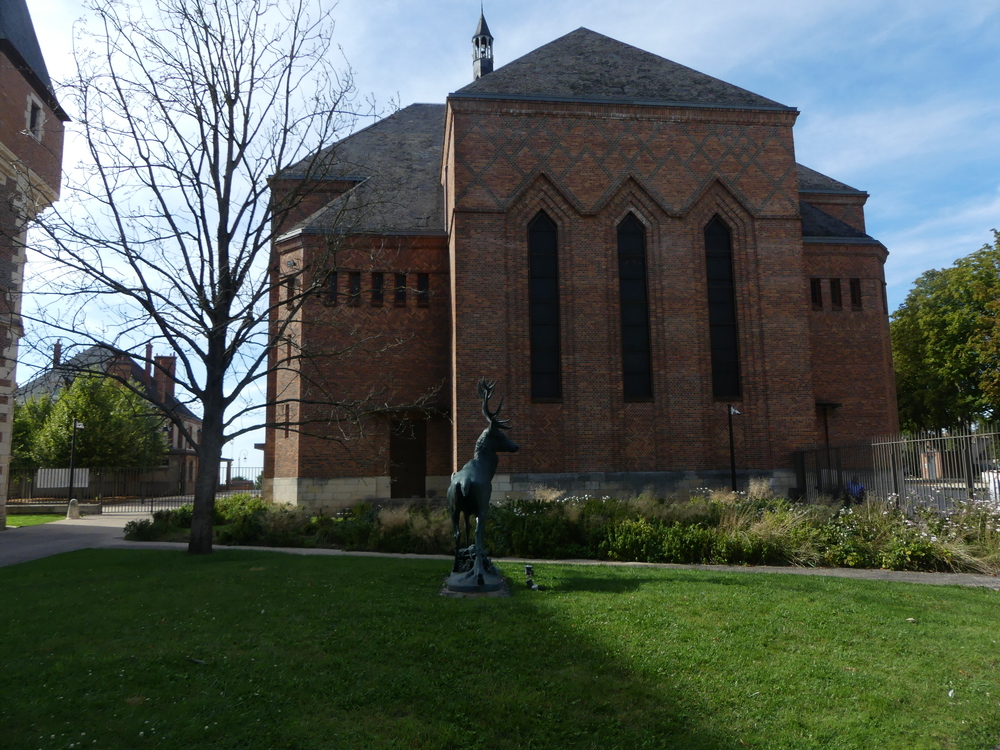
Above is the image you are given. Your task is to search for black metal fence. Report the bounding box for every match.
[795,427,1000,512]
[7,465,263,514]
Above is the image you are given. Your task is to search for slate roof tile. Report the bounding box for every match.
[280,104,446,236]
[452,27,790,110]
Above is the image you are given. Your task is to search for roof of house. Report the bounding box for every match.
[451,28,791,111]
[15,345,200,422]
[0,0,67,120]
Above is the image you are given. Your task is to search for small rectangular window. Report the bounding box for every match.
[882,283,888,314]
[324,271,338,306]
[371,272,384,306]
[830,279,842,310]
[850,278,862,310]
[810,278,823,310]
[29,102,42,139]
[285,276,296,310]
[416,273,430,307]
[283,404,290,438]
[395,273,407,306]
[348,272,361,306]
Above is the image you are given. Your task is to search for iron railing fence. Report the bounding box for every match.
[7,465,263,513]
[796,427,1000,513]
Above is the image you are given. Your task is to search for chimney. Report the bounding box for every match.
[472,10,493,80]
[153,355,176,403]
[53,339,61,368]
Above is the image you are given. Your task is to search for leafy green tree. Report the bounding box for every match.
[29,376,167,468]
[11,396,53,472]
[891,230,1000,430]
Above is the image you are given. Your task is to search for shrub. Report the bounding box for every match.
[123,518,167,541]
[214,493,269,524]
[216,511,265,545]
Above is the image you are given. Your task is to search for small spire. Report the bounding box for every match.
[472,8,493,81]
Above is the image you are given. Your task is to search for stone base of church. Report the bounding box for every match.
[263,469,799,510]
[493,469,799,499]
[264,474,453,512]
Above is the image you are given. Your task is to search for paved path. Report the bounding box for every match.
[2,514,999,590]
[0,514,150,568]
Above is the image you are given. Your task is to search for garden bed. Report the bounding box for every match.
[124,486,1000,575]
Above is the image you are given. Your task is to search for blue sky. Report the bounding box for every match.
[24,0,1000,460]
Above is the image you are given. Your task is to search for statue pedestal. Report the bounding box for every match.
[445,567,504,593]
[442,547,506,596]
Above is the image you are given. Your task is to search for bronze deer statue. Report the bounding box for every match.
[447,379,519,587]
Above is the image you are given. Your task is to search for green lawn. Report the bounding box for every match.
[4,514,64,527]
[1,550,999,749]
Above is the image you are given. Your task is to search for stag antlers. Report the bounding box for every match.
[478,378,511,430]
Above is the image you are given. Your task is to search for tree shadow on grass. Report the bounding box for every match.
[0,550,747,750]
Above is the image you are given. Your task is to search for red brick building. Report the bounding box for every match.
[264,20,897,508]
[0,0,67,526]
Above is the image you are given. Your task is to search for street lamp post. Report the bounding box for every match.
[67,420,84,502]
[728,405,741,492]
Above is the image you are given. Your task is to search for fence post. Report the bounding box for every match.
[964,443,975,499]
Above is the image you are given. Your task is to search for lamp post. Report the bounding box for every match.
[67,420,84,502]
[728,405,740,492]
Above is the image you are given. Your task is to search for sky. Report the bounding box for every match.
[21,0,1000,463]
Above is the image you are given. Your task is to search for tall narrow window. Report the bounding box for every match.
[528,212,561,400]
[830,278,842,310]
[810,278,823,310]
[416,273,430,307]
[618,213,652,400]
[705,217,741,399]
[395,273,407,306]
[28,101,42,140]
[371,272,384,306]
[324,271,338,306]
[850,278,862,310]
[348,272,361,306]
[285,276,296,310]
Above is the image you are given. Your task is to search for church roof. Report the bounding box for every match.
[451,28,791,111]
[800,202,880,244]
[0,0,68,120]
[280,103,446,237]
[797,164,866,195]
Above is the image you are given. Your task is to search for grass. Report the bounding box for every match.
[4,514,65,527]
[1,550,999,749]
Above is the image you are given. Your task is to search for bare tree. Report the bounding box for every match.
[26,0,390,553]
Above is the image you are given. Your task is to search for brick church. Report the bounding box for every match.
[264,16,897,508]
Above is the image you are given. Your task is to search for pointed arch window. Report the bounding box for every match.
[704,217,741,399]
[618,214,652,400]
[528,212,561,400]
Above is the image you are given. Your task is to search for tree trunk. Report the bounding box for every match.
[188,375,226,554]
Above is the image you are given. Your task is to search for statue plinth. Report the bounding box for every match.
[444,546,504,593]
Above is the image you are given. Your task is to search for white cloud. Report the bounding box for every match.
[879,188,1000,309]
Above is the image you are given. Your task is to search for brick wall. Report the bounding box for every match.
[804,241,898,444]
[448,98,820,476]
[0,53,64,527]
[266,232,452,487]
